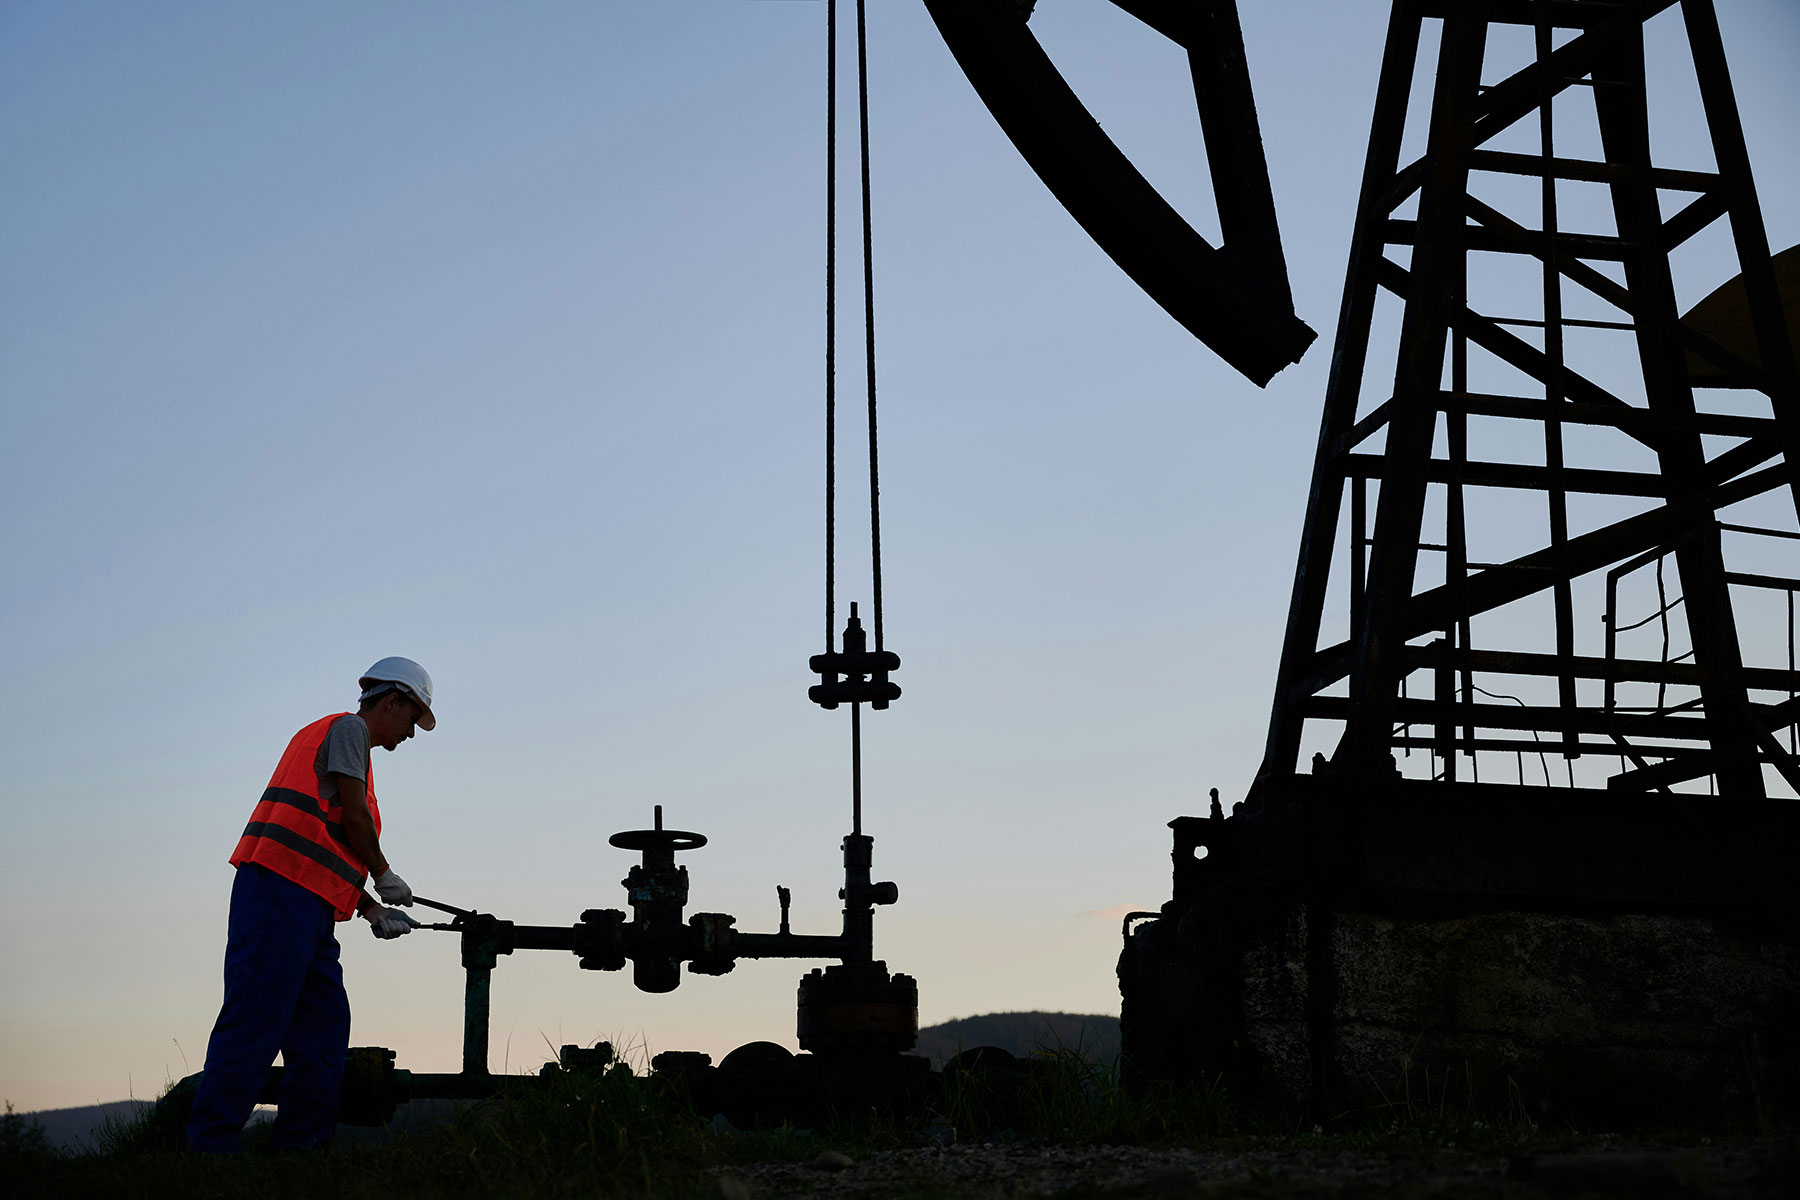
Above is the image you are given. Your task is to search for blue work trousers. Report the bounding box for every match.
[186,863,351,1153]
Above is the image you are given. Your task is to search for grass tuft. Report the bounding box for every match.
[15,1049,1780,1198]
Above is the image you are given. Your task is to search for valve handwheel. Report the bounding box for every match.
[609,829,707,853]
[609,804,707,854]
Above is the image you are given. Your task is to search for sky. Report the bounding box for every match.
[3,1,1797,1113]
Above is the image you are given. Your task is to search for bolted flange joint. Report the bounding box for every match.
[575,908,627,972]
[797,960,919,1055]
[688,912,738,976]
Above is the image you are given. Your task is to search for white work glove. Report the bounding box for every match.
[373,869,412,906]
[367,905,420,940]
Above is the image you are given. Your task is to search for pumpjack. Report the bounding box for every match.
[935,0,1800,1123]
[160,0,1798,1133]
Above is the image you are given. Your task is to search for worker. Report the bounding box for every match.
[186,657,436,1154]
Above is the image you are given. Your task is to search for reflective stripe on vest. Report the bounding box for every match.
[230,713,382,920]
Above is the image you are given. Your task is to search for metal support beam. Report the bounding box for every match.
[1259,0,1798,798]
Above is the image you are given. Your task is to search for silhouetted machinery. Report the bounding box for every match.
[297,781,922,1124]
[457,0,1799,1127]
[995,0,1799,1123]
[159,609,931,1130]
[424,793,911,1065]
[159,0,1799,1133]
[161,2,942,1135]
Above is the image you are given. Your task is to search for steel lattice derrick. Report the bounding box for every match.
[1261,0,1800,796]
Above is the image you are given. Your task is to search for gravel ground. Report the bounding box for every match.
[708,1140,1791,1199]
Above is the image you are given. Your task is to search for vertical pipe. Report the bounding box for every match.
[824,0,837,654]
[855,0,887,653]
[851,700,863,836]
[463,964,491,1077]
[840,834,874,964]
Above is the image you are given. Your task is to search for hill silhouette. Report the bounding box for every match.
[12,1099,150,1152]
[913,1011,1120,1069]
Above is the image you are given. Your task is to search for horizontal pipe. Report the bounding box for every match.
[731,931,843,960]
[457,921,840,963]
[258,1067,524,1107]
[406,1071,507,1101]
[508,925,576,952]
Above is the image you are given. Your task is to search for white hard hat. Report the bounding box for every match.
[358,656,436,731]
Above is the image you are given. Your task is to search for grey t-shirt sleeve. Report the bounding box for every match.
[322,714,372,783]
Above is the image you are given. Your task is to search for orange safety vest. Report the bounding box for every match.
[230,713,382,920]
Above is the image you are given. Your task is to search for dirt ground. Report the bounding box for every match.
[709,1139,1796,1199]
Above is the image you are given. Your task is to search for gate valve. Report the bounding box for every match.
[609,804,707,993]
[808,603,901,709]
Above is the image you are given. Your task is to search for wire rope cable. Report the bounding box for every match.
[814,1,892,840]
[820,0,888,656]
[824,0,838,654]
[856,0,887,653]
